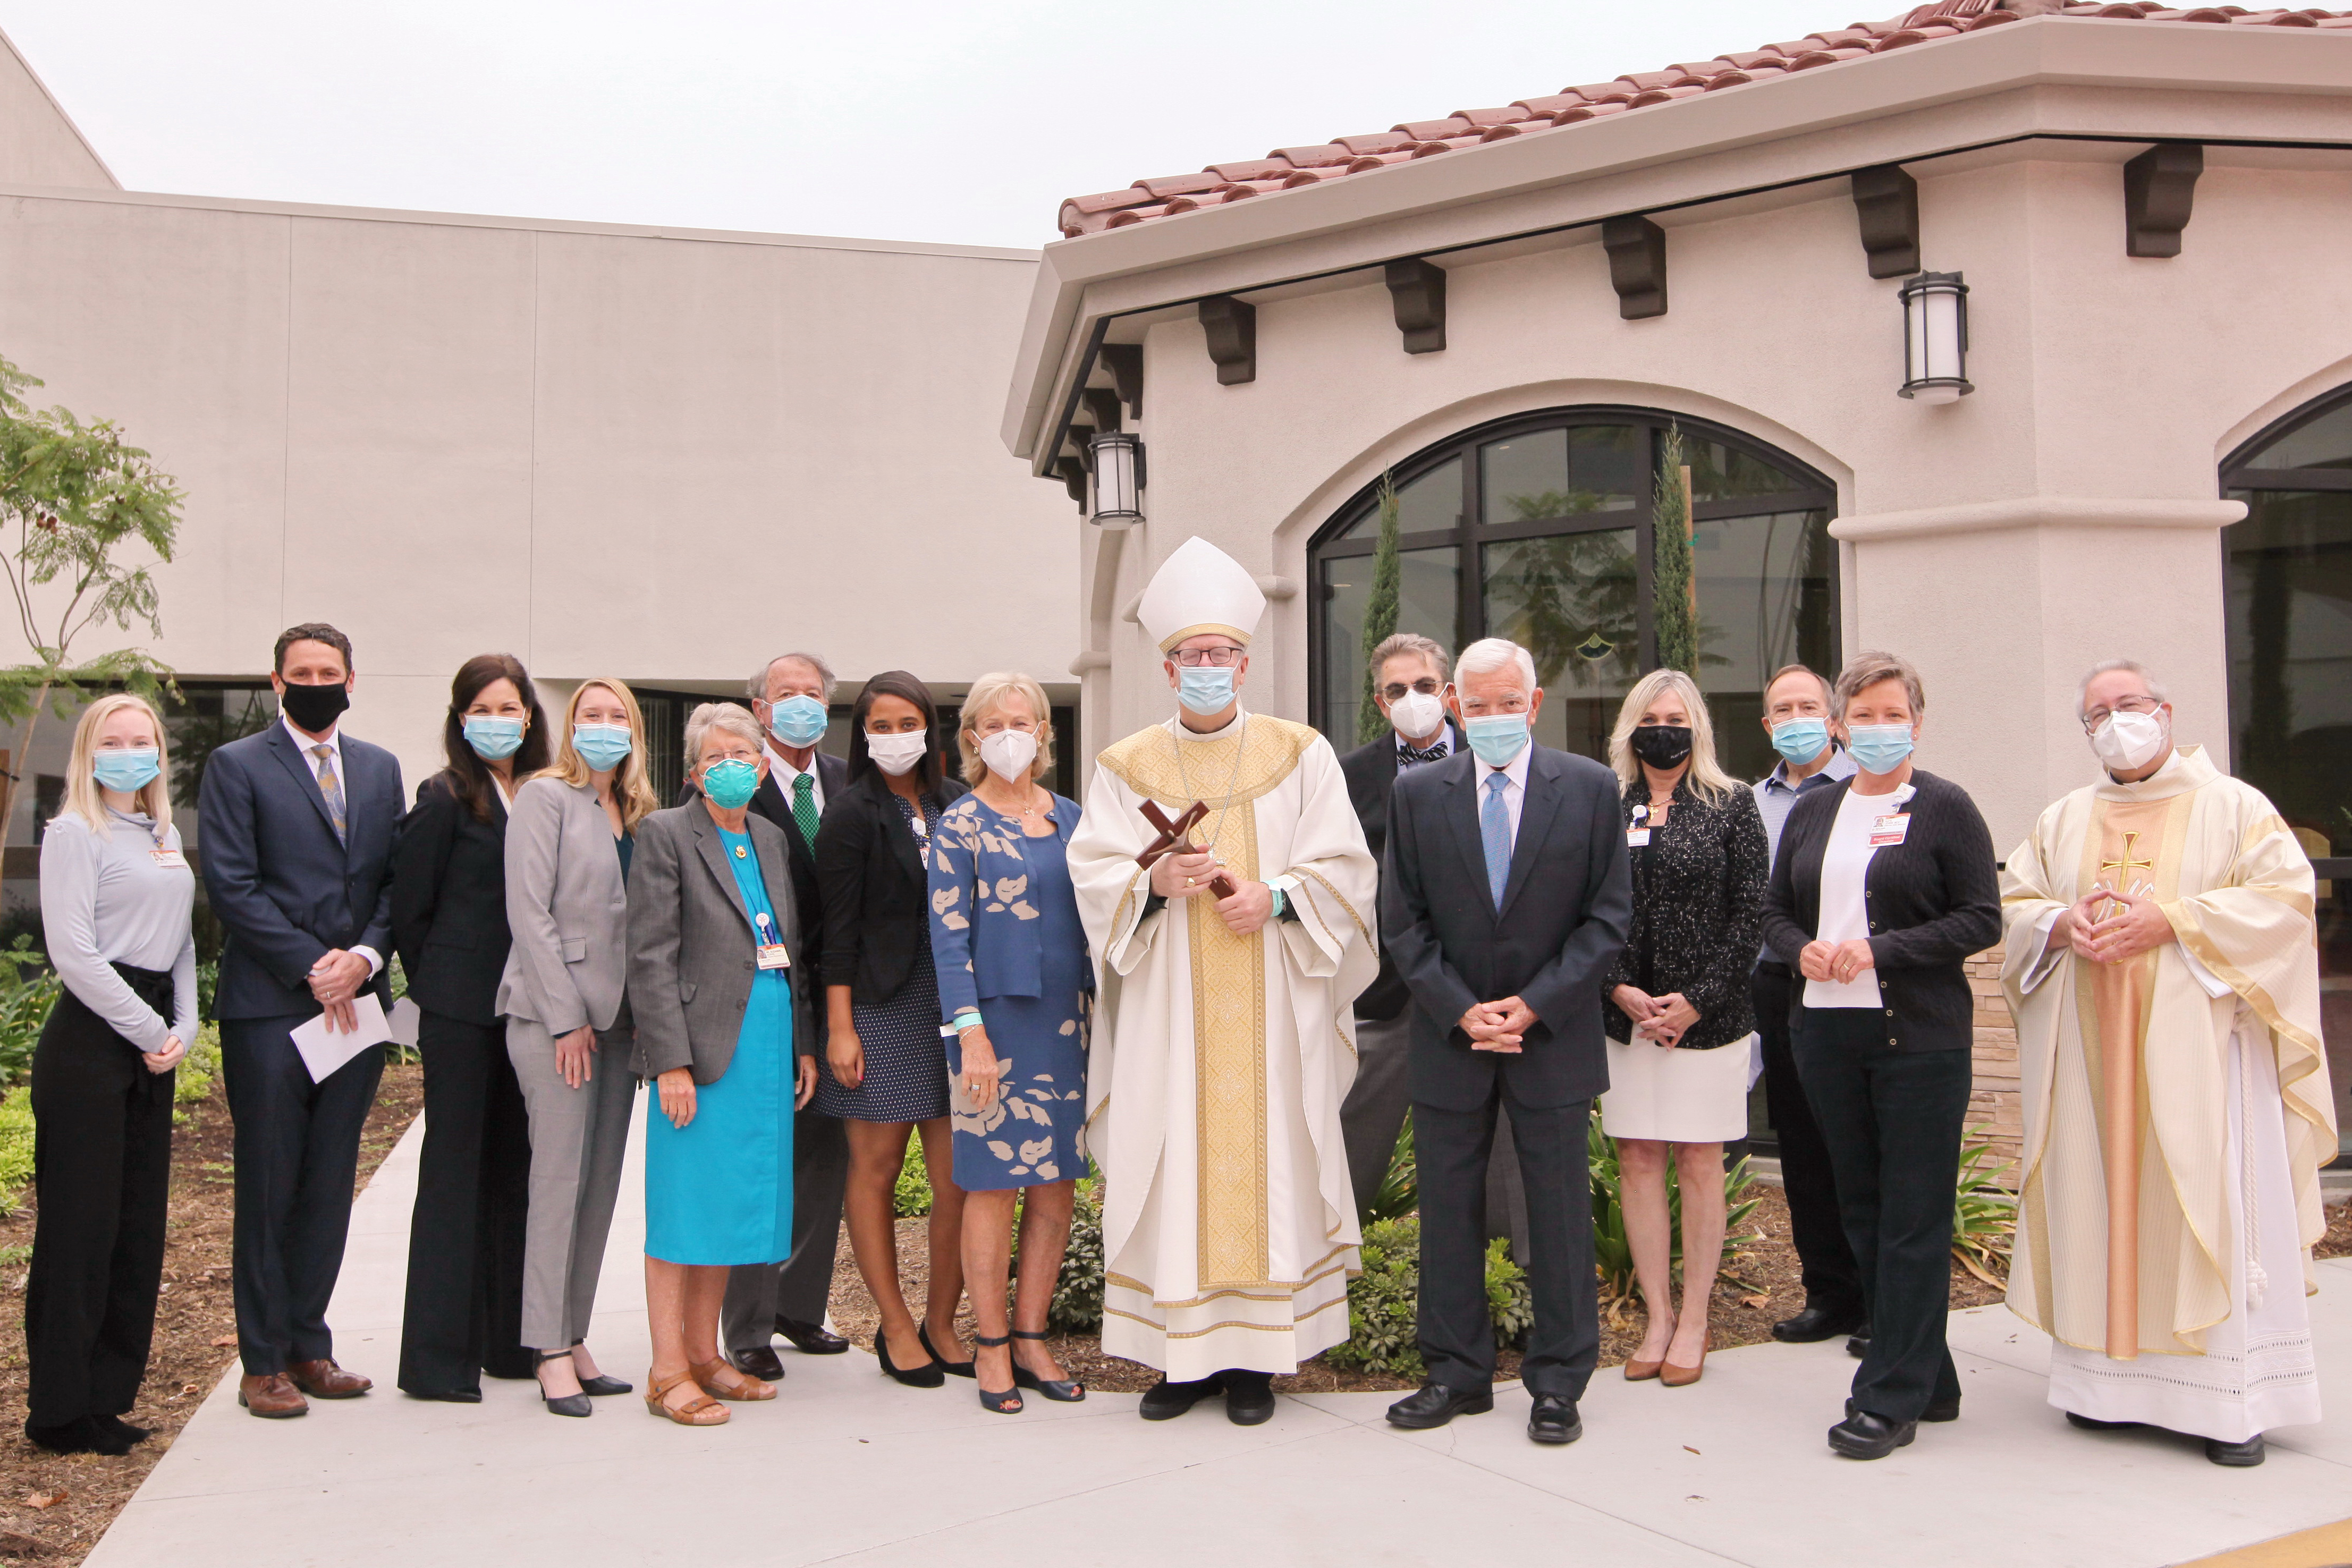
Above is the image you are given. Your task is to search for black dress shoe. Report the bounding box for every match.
[730,1346,786,1382]
[1385,1383,1494,1430]
[1846,1324,1873,1359]
[1223,1371,1275,1426]
[2206,1434,2265,1467]
[1849,1395,1958,1424]
[1528,1395,1583,1445]
[919,1324,976,1380]
[777,1316,850,1355]
[1772,1305,1867,1344]
[96,1414,153,1445]
[1139,1374,1223,1420]
[874,1332,945,1388]
[24,1417,111,1456]
[1828,1409,1916,1460]
[2066,1412,2139,1432]
[403,1387,483,1404]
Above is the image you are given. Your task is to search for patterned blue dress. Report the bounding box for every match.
[926,794,1090,1192]
[642,826,794,1266]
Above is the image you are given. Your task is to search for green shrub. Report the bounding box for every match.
[1047,1177,1105,1333]
[1953,1125,2018,1281]
[0,1087,35,1215]
[1326,1217,1533,1375]
[1365,1115,1417,1223]
[174,1022,222,1125]
[894,1134,933,1218]
[0,935,59,1088]
[1588,1106,1762,1300]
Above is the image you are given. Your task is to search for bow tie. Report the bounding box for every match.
[1400,742,1450,766]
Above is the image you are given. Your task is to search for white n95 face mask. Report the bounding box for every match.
[866,731,928,776]
[1387,690,1445,741]
[979,729,1038,784]
[2091,709,2167,772]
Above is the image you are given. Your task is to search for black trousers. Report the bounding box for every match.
[1790,1007,1969,1424]
[398,1011,532,1393]
[25,977,176,1428]
[221,1013,384,1376]
[723,1098,848,1351]
[1753,965,1862,1319]
[1414,1088,1597,1401]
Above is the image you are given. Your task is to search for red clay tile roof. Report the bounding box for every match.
[1055,1,2352,238]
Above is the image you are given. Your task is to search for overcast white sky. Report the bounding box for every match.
[4,1,1844,251]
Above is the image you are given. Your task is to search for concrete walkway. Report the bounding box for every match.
[85,1110,2352,1568]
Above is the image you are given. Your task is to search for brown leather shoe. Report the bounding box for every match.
[286,1358,372,1399]
[238,1374,309,1419]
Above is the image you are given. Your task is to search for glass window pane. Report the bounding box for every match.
[1340,457,1462,540]
[1481,529,1638,763]
[1322,546,1462,748]
[1480,426,1642,524]
[2249,401,2352,472]
[1689,508,1837,781]
[1685,435,1809,503]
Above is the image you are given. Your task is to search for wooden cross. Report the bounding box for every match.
[1137,799,1238,899]
[2096,830,2155,920]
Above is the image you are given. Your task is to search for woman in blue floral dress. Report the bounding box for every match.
[927,673,1092,1415]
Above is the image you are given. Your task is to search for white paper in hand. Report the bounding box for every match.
[387,996,422,1048]
[291,993,393,1083]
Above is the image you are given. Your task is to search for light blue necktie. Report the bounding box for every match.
[1480,770,1512,909]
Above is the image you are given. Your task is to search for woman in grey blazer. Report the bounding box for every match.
[500,678,662,1418]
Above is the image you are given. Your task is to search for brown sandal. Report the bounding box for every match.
[690,1357,777,1402]
[645,1369,729,1426]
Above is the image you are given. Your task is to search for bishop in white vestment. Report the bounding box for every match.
[2000,662,2334,1463]
[1068,539,1377,1414]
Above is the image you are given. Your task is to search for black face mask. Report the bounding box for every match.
[280,680,351,735]
[1628,724,1694,770]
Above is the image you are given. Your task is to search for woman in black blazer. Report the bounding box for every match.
[389,654,552,1401]
[1759,651,1999,1462]
[813,670,969,1385]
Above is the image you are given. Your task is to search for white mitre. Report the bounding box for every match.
[1138,536,1266,654]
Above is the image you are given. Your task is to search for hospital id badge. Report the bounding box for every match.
[753,911,790,970]
[1626,828,1651,847]
[1868,813,1910,847]
[150,849,188,869]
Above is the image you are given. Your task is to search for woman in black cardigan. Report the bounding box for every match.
[388,653,552,1400]
[813,671,969,1386]
[1599,670,1769,1389]
[1760,651,1999,1462]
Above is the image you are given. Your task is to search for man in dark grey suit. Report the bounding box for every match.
[199,623,404,1419]
[1381,637,1630,1446]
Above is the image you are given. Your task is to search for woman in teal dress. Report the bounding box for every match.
[626,705,816,1427]
[927,673,1092,1415]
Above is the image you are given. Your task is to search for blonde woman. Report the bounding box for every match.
[1599,668,1769,1388]
[497,679,660,1417]
[926,673,1090,1413]
[28,694,194,1455]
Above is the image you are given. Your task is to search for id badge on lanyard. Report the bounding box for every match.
[1627,802,1651,849]
[754,910,791,970]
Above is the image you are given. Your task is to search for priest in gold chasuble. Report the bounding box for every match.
[2001,661,2333,1462]
[1069,539,1377,1412]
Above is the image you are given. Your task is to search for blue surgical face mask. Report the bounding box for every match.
[573,723,633,772]
[1769,716,1831,766]
[1462,713,1530,768]
[92,748,162,794]
[462,715,526,761]
[767,693,828,749]
[1845,723,1916,775]
[701,757,760,810]
[1177,665,1237,717]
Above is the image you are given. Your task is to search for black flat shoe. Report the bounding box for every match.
[1385,1383,1494,1430]
[96,1414,153,1445]
[972,1334,1022,1414]
[536,1350,591,1418]
[777,1316,850,1355]
[1828,1409,1915,1460]
[875,1330,946,1388]
[1139,1374,1222,1421]
[1773,1304,1867,1344]
[24,1417,106,1456]
[403,1387,483,1404]
[1528,1394,1583,1445]
[2206,1435,2265,1467]
[919,1324,975,1379]
[1846,1323,1873,1359]
[1008,1330,1085,1402]
[1223,1371,1275,1426]
[2066,1412,2140,1432]
[1850,1395,1958,1424]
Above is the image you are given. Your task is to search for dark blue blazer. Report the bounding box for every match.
[198,722,404,1022]
[1381,744,1631,1111]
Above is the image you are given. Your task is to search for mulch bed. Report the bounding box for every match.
[0,1062,424,1567]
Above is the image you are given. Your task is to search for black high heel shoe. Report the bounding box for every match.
[919,1323,975,1379]
[875,1330,946,1388]
[973,1334,1022,1414]
[536,1349,591,1418]
[1010,1329,1086,1402]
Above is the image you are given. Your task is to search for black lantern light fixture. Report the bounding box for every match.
[1087,430,1145,529]
[1897,270,1972,404]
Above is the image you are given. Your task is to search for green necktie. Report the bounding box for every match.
[791,772,820,845]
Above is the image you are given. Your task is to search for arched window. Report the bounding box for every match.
[1310,408,1838,777]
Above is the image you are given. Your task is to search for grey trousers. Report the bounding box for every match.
[1341,1011,1528,1257]
[507,1016,637,1352]
[721,1097,849,1353]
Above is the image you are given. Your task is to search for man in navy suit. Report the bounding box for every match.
[1380,637,1630,1446]
[199,623,403,1419]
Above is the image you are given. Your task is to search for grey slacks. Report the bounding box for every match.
[507,1016,637,1352]
[721,1096,849,1353]
[1341,1011,1528,1257]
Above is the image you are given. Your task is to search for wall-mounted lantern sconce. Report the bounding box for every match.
[1088,431,1144,529]
[1898,270,1972,403]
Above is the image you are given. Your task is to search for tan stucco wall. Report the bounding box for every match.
[0,28,114,189]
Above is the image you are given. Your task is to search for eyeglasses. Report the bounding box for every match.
[2080,695,2161,733]
[1171,647,1245,668]
[1379,678,1442,700]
